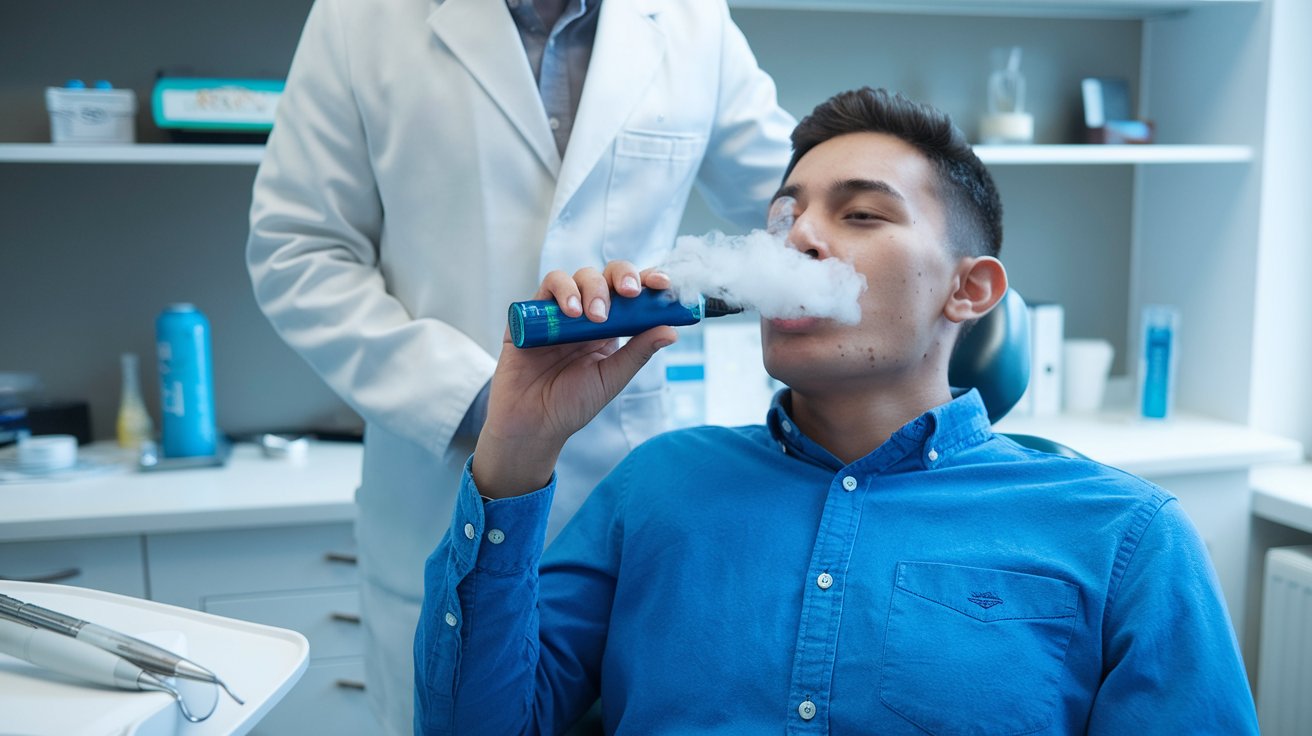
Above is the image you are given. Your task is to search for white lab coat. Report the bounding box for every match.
[247,0,794,731]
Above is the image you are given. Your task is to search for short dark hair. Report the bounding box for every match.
[785,87,1003,259]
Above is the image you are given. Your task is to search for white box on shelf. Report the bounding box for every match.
[1022,302,1064,416]
[45,87,137,144]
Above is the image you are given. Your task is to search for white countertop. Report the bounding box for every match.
[1252,463,1312,536]
[994,410,1303,478]
[0,441,362,543]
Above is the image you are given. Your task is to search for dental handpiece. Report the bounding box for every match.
[508,288,743,348]
[0,593,243,705]
[0,614,171,692]
[0,615,213,723]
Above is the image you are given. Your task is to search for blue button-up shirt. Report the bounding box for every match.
[416,389,1257,734]
[507,0,599,155]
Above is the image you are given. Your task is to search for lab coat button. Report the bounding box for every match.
[488,529,505,544]
[841,475,858,491]
[817,572,833,590]
[549,117,561,131]
[464,523,475,540]
[444,612,457,627]
[928,448,939,462]
[798,700,816,720]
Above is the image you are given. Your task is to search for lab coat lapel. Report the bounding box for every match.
[428,0,562,177]
[550,0,664,220]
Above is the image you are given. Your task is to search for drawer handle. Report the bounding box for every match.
[2,567,81,584]
[335,679,366,691]
[324,552,358,565]
[330,612,361,625]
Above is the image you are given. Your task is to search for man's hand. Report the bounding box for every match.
[471,262,676,498]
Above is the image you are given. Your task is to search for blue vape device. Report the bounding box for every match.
[156,303,218,457]
[508,289,741,348]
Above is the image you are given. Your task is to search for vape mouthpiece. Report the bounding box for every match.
[508,289,742,348]
[702,297,743,318]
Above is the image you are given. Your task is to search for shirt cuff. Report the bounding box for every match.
[448,455,556,576]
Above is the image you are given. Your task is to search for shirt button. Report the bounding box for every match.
[798,700,816,720]
[781,419,793,434]
[549,116,561,130]
[464,523,475,540]
[444,612,457,627]
[841,475,858,492]
[817,572,833,590]
[487,529,505,545]
[928,448,939,462]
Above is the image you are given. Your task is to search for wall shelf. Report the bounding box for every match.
[0,142,1253,167]
[0,143,264,165]
[729,0,1260,20]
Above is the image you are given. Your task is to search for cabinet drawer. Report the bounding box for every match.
[250,657,378,736]
[0,535,146,597]
[147,523,357,608]
[204,587,362,660]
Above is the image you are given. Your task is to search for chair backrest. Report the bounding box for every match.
[947,288,1086,459]
[947,288,1031,424]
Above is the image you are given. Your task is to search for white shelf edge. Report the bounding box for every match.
[975,144,1253,165]
[729,0,1260,20]
[0,143,264,165]
[0,143,1254,167]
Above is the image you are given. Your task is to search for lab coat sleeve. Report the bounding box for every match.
[246,0,495,459]
[693,2,796,230]
[415,458,622,735]
[1087,499,1259,734]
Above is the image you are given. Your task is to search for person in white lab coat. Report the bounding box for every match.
[245,0,795,732]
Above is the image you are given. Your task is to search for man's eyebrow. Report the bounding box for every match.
[772,184,801,202]
[834,178,905,203]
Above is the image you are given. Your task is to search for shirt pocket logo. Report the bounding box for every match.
[879,561,1078,735]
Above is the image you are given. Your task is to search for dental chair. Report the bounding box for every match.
[948,288,1085,459]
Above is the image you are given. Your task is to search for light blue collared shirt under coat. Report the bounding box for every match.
[415,389,1257,734]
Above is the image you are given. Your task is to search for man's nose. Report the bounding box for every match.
[787,212,831,260]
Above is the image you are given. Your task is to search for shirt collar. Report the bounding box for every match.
[766,387,994,474]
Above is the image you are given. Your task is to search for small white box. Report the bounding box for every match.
[45,87,137,144]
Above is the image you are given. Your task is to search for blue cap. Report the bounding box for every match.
[92,80,113,90]
[65,79,86,89]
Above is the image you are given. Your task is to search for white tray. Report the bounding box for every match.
[0,581,309,736]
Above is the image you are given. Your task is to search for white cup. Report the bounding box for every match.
[17,434,78,472]
[1062,339,1114,413]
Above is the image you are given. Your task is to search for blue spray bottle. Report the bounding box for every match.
[508,289,742,348]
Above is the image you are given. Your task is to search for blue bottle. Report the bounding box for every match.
[156,303,217,457]
[1137,305,1179,420]
[508,289,741,349]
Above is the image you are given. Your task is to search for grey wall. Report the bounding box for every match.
[1,4,1139,441]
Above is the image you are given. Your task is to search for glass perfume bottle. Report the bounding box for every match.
[979,46,1034,144]
[116,352,154,449]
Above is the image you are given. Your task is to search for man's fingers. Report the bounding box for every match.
[598,326,677,396]
[604,260,641,297]
[539,270,583,317]
[573,267,610,322]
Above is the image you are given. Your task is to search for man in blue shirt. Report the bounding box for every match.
[414,87,1257,734]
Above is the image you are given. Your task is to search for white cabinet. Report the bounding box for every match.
[147,523,376,735]
[0,535,147,598]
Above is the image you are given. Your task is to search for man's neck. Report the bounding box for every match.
[789,377,954,465]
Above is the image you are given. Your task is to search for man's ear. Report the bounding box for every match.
[944,256,1008,324]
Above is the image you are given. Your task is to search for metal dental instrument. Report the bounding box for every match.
[0,593,244,705]
[0,614,214,722]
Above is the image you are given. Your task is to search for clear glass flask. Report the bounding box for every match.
[116,352,154,449]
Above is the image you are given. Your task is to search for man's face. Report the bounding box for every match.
[761,131,963,395]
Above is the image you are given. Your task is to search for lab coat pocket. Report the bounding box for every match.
[879,561,1078,736]
[604,129,706,265]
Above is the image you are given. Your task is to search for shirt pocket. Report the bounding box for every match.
[603,129,706,265]
[879,561,1078,736]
